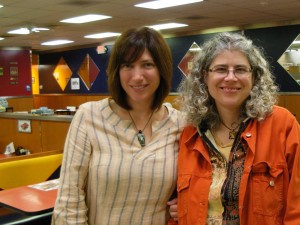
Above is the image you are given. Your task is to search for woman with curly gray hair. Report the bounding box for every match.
[173,32,300,224]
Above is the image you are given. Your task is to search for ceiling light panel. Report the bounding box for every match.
[7,27,49,34]
[8,28,31,34]
[60,14,111,24]
[41,40,74,46]
[149,23,188,30]
[84,32,121,39]
[135,0,203,9]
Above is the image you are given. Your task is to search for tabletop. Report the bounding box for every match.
[0,179,58,215]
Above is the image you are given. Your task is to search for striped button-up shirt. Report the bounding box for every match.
[52,98,185,225]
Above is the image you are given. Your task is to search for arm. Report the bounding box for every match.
[52,108,91,225]
[284,117,300,224]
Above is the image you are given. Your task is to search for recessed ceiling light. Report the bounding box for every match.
[32,27,49,32]
[7,27,49,34]
[8,28,30,34]
[41,40,74,46]
[135,0,203,9]
[60,14,111,24]
[148,23,188,30]
[84,32,121,39]
[0,37,4,40]
[0,5,3,8]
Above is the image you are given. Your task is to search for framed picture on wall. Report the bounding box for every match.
[10,66,18,76]
[71,78,80,90]
[17,120,31,133]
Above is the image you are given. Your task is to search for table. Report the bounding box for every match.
[0,154,14,159]
[0,179,58,215]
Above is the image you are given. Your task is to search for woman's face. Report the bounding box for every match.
[206,50,253,112]
[120,49,160,107]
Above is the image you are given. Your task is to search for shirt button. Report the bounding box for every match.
[269,180,275,187]
[246,133,251,138]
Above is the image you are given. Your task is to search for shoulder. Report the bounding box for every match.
[255,105,299,132]
[268,105,297,123]
[166,106,187,127]
[181,124,198,138]
[75,98,111,119]
[79,98,109,110]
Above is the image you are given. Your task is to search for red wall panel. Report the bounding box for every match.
[0,49,32,96]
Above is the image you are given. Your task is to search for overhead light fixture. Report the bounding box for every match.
[0,5,3,8]
[135,0,203,9]
[60,14,111,24]
[8,27,49,34]
[293,41,300,44]
[31,27,49,32]
[8,28,30,34]
[84,32,121,39]
[0,37,4,40]
[148,23,188,30]
[41,40,74,46]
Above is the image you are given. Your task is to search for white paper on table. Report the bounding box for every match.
[28,179,59,191]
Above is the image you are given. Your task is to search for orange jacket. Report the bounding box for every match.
[177,106,300,225]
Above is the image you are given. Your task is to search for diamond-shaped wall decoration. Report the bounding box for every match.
[53,57,72,91]
[178,42,201,77]
[277,34,300,86]
[78,54,100,90]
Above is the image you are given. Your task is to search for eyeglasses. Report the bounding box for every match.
[208,67,252,77]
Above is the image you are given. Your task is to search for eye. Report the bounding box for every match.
[143,62,155,68]
[213,67,228,74]
[120,63,132,70]
[235,67,249,74]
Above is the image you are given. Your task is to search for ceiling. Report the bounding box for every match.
[0,0,300,53]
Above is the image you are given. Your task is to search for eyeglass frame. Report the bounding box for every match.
[207,66,253,77]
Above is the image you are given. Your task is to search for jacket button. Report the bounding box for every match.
[245,133,251,138]
[269,180,275,187]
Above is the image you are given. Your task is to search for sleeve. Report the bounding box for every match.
[284,116,300,224]
[51,106,92,225]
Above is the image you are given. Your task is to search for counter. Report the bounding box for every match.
[0,113,72,154]
[0,112,73,122]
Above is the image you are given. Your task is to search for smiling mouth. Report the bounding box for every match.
[221,87,240,91]
[131,85,147,90]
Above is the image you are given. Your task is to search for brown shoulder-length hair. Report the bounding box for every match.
[107,27,173,110]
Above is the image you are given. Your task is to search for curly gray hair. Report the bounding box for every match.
[178,32,279,128]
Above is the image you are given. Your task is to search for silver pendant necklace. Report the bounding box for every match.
[127,110,154,147]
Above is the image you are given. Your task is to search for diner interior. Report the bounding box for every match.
[0,0,300,224]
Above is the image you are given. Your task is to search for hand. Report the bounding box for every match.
[167,198,178,221]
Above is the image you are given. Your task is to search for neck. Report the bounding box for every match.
[217,107,242,128]
[127,96,153,113]
[127,109,155,131]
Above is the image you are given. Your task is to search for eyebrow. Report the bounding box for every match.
[212,64,249,67]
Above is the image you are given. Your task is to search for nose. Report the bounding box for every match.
[225,70,237,79]
[131,67,143,80]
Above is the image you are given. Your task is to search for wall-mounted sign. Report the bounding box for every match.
[18,119,31,133]
[10,66,18,76]
[71,78,80,90]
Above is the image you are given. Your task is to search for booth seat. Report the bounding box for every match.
[0,153,62,190]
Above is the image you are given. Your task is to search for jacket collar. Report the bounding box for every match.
[183,117,257,158]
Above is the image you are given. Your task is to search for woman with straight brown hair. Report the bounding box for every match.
[52,27,185,225]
